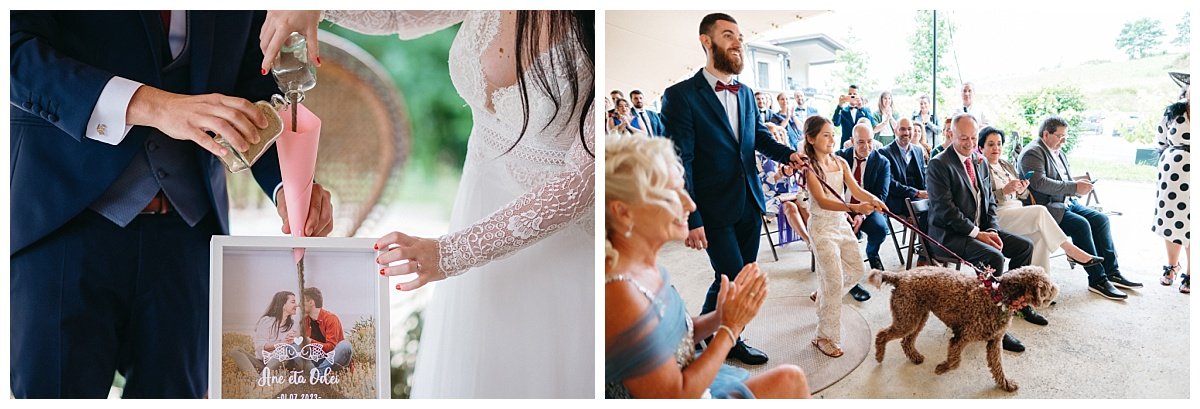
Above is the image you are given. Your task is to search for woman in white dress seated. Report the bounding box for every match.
[978,126,1102,272]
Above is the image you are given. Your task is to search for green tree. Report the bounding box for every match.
[833,29,876,93]
[1173,12,1190,48]
[896,10,957,109]
[1115,18,1166,59]
[1010,85,1088,156]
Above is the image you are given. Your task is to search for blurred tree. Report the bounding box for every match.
[1010,85,1088,156]
[833,29,877,94]
[1115,18,1166,59]
[1173,12,1190,48]
[896,10,957,110]
[323,23,473,171]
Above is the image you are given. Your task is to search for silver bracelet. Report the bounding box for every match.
[716,325,738,345]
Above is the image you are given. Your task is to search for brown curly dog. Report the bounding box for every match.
[867,265,1057,392]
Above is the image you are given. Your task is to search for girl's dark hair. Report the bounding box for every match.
[262,291,296,334]
[512,10,595,157]
[803,115,832,180]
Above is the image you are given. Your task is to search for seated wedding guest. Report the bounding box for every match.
[879,118,928,224]
[770,92,803,149]
[760,125,811,245]
[608,98,648,136]
[930,116,954,158]
[605,134,809,399]
[1018,116,1142,300]
[979,126,1102,325]
[912,121,933,162]
[927,113,1033,352]
[836,123,891,300]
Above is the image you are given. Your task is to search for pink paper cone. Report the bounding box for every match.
[276,103,322,263]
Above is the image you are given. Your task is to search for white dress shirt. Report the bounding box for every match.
[700,68,740,142]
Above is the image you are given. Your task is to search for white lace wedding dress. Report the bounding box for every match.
[323,11,595,398]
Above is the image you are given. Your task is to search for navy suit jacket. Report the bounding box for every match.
[662,70,795,229]
[878,141,928,215]
[925,150,998,245]
[836,147,891,201]
[832,105,874,146]
[634,109,666,137]
[10,11,282,254]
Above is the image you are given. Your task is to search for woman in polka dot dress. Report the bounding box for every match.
[1153,72,1190,294]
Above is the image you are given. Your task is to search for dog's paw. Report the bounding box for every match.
[874,348,885,363]
[999,378,1019,392]
[909,353,924,365]
[934,362,951,374]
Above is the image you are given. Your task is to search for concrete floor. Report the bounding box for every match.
[660,180,1191,398]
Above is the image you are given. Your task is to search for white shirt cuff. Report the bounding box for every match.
[272,182,285,206]
[85,77,143,145]
[968,226,980,238]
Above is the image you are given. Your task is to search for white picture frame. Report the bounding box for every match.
[209,236,389,399]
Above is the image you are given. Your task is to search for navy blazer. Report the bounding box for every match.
[836,147,891,201]
[925,149,998,244]
[878,141,928,215]
[634,109,666,137]
[832,105,874,146]
[10,11,282,254]
[662,70,795,229]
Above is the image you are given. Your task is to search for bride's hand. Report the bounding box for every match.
[260,11,323,74]
[375,231,443,291]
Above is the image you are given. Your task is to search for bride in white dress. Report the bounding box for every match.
[261,11,595,398]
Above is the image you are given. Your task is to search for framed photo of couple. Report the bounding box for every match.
[209,236,390,399]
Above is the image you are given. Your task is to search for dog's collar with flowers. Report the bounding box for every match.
[977,266,1027,318]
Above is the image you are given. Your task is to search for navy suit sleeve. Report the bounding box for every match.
[926,157,977,236]
[875,155,891,202]
[11,11,119,140]
[979,164,998,231]
[235,11,284,201]
[662,87,703,229]
[754,121,795,165]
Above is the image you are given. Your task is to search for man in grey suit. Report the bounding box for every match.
[1018,116,1142,300]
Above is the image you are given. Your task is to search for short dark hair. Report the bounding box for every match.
[1038,116,1069,138]
[610,89,623,97]
[977,126,1005,151]
[699,13,737,36]
[849,84,859,91]
[629,89,643,97]
[303,287,324,309]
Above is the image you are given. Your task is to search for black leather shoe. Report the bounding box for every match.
[848,284,871,302]
[1067,255,1104,268]
[868,256,884,271]
[1107,272,1143,289]
[1019,306,1048,326]
[728,340,769,365]
[1002,333,1025,353]
[1088,280,1128,300]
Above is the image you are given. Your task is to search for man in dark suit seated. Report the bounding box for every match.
[926,113,1035,353]
[879,118,930,262]
[836,123,892,301]
[662,12,803,366]
[9,11,334,397]
[1018,116,1141,300]
[629,89,666,137]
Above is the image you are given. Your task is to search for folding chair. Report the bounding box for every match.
[904,198,962,270]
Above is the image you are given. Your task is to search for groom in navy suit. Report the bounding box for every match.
[10,11,333,397]
[662,13,802,365]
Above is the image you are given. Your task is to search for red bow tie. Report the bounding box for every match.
[715,81,740,93]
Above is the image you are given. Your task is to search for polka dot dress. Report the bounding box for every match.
[1152,101,1190,245]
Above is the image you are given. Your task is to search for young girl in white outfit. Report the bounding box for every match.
[801,116,888,358]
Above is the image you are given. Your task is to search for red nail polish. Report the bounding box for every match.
[379,268,385,276]
[395,284,403,290]
[261,68,267,75]
[373,243,379,250]
[316,57,321,65]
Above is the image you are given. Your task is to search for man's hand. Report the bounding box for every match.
[685,227,708,250]
[1075,180,1094,196]
[976,231,1004,250]
[277,183,334,237]
[126,86,267,157]
[850,214,865,234]
[916,190,929,199]
[788,152,808,169]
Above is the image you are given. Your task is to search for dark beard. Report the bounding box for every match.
[709,42,743,74]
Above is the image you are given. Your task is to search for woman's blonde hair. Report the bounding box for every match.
[605,134,685,268]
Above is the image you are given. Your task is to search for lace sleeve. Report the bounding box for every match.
[322,10,468,39]
[436,106,596,277]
